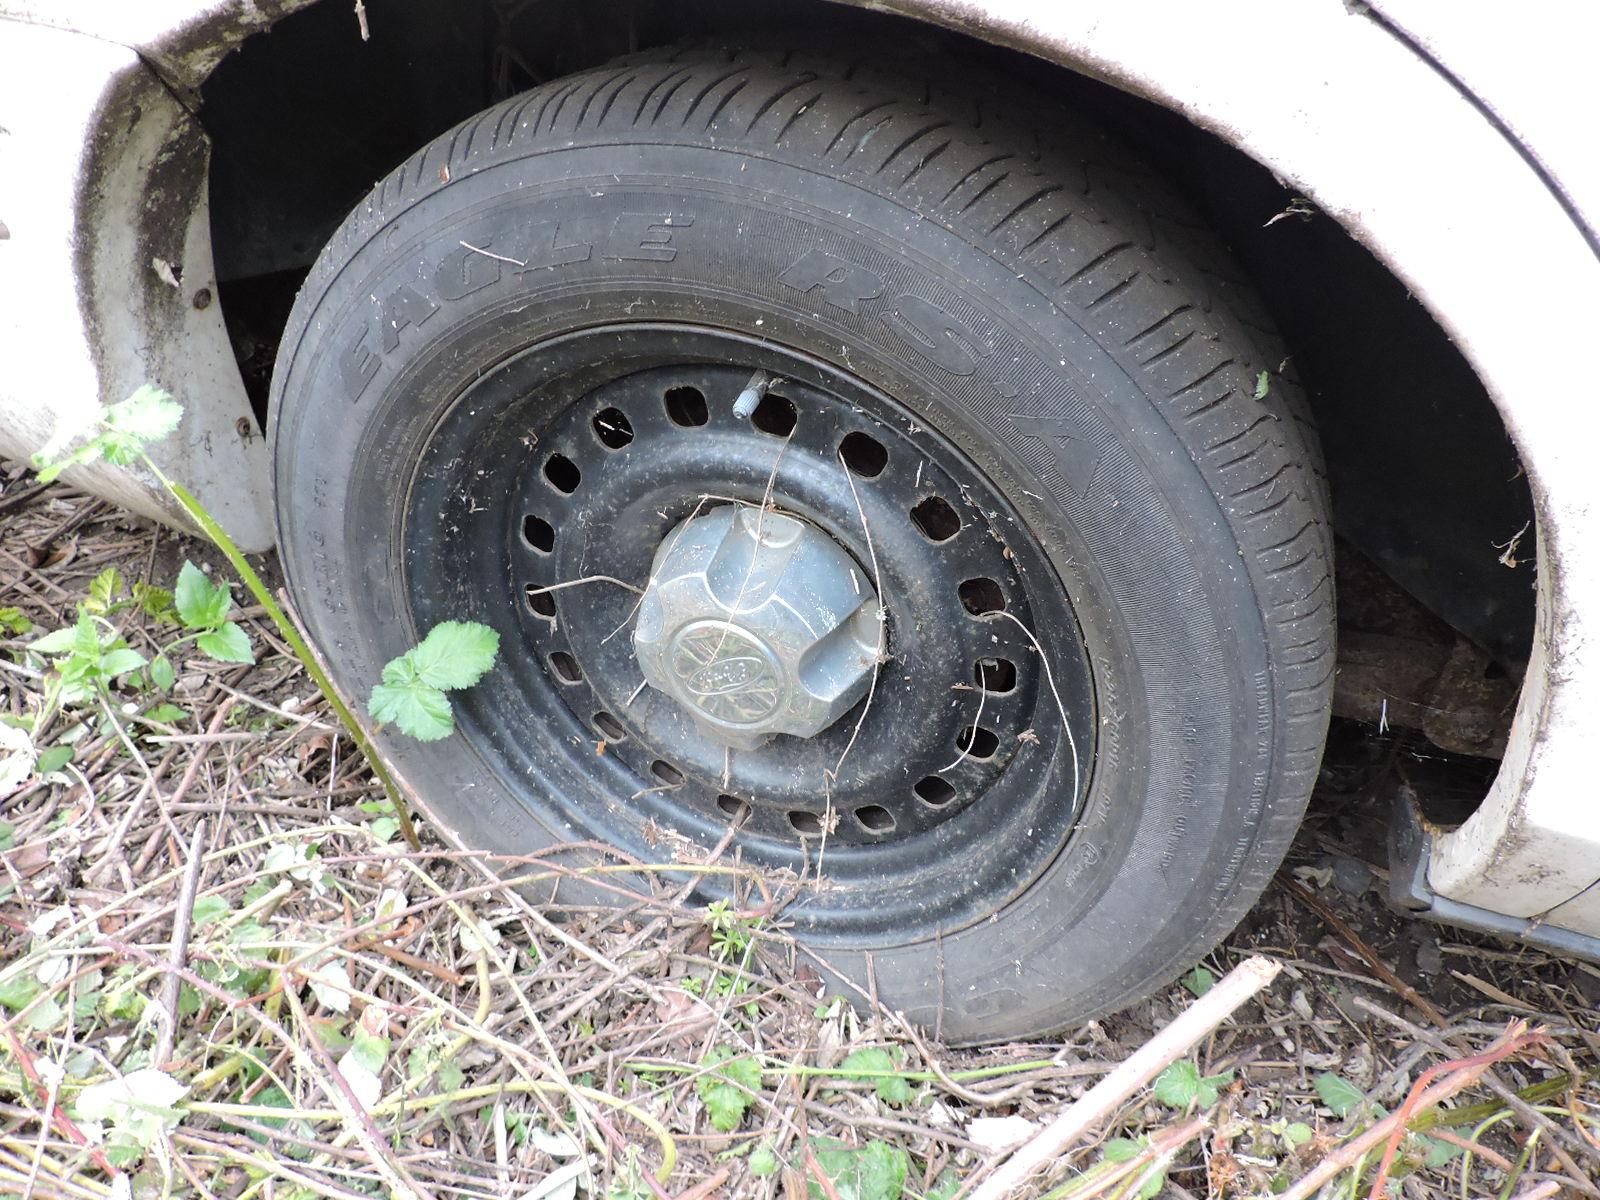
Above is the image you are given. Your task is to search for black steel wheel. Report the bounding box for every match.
[270,45,1334,1041]
[405,329,1093,936]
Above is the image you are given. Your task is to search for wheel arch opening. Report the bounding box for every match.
[192,0,1539,821]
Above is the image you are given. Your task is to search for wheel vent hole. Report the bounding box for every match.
[974,657,1017,693]
[664,386,708,427]
[914,775,957,807]
[651,760,685,787]
[594,711,627,741]
[750,393,797,437]
[593,407,634,449]
[959,577,1006,615]
[524,585,556,618]
[544,453,581,494]
[788,810,822,835]
[549,652,583,684]
[956,724,1000,760]
[717,794,751,822]
[839,431,888,478]
[522,514,555,554]
[855,805,896,833]
[911,496,961,542]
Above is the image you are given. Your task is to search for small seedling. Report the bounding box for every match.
[748,1141,781,1177]
[1098,1137,1168,1200]
[18,557,258,788]
[173,561,254,663]
[698,897,765,1013]
[696,1046,762,1132]
[368,620,500,741]
[836,1047,913,1106]
[807,1138,909,1200]
[705,897,757,962]
[1180,965,1218,997]
[1267,1115,1315,1150]
[1153,1059,1234,1110]
[337,1024,391,1107]
[30,384,501,847]
[1314,1070,1370,1119]
[73,1067,188,1167]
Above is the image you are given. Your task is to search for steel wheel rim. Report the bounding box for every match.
[403,324,1096,938]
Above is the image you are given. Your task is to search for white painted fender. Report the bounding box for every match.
[0,18,273,549]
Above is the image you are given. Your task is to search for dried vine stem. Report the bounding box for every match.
[1278,1020,1542,1200]
[969,955,1282,1200]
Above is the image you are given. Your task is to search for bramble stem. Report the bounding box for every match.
[151,464,421,850]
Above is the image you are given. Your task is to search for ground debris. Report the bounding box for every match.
[0,475,1593,1199]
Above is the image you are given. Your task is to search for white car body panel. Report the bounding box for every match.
[0,18,273,549]
[1,1,1595,940]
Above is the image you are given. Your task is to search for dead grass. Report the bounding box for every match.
[0,468,1596,1200]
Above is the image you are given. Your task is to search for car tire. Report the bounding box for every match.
[269,44,1334,1042]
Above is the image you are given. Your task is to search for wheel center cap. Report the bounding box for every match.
[632,505,882,749]
[667,621,784,725]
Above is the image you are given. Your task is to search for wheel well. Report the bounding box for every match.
[199,0,1535,754]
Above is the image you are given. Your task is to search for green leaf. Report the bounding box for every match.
[749,1143,780,1177]
[1096,1140,1166,1200]
[366,622,499,742]
[1424,1129,1469,1167]
[1315,1072,1368,1119]
[149,654,175,692]
[245,1085,294,1135]
[34,440,105,484]
[405,621,501,691]
[29,626,80,655]
[369,816,401,844]
[174,561,232,630]
[0,607,32,635]
[1254,370,1271,400]
[99,648,147,678]
[134,583,177,624]
[1284,1121,1314,1147]
[1103,1138,1144,1164]
[437,1058,465,1093]
[1154,1061,1201,1108]
[838,1047,912,1106]
[807,1139,908,1200]
[197,622,254,664]
[370,659,454,741]
[69,612,102,659]
[35,745,72,775]
[0,972,43,1012]
[87,568,123,615]
[145,703,187,725]
[99,386,183,464]
[102,979,146,1020]
[1182,966,1218,998]
[1194,1069,1233,1108]
[191,895,232,928]
[696,1047,762,1133]
[349,1028,390,1076]
[75,1066,187,1156]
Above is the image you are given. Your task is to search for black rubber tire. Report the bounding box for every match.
[269,44,1334,1042]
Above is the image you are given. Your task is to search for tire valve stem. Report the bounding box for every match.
[732,370,773,420]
